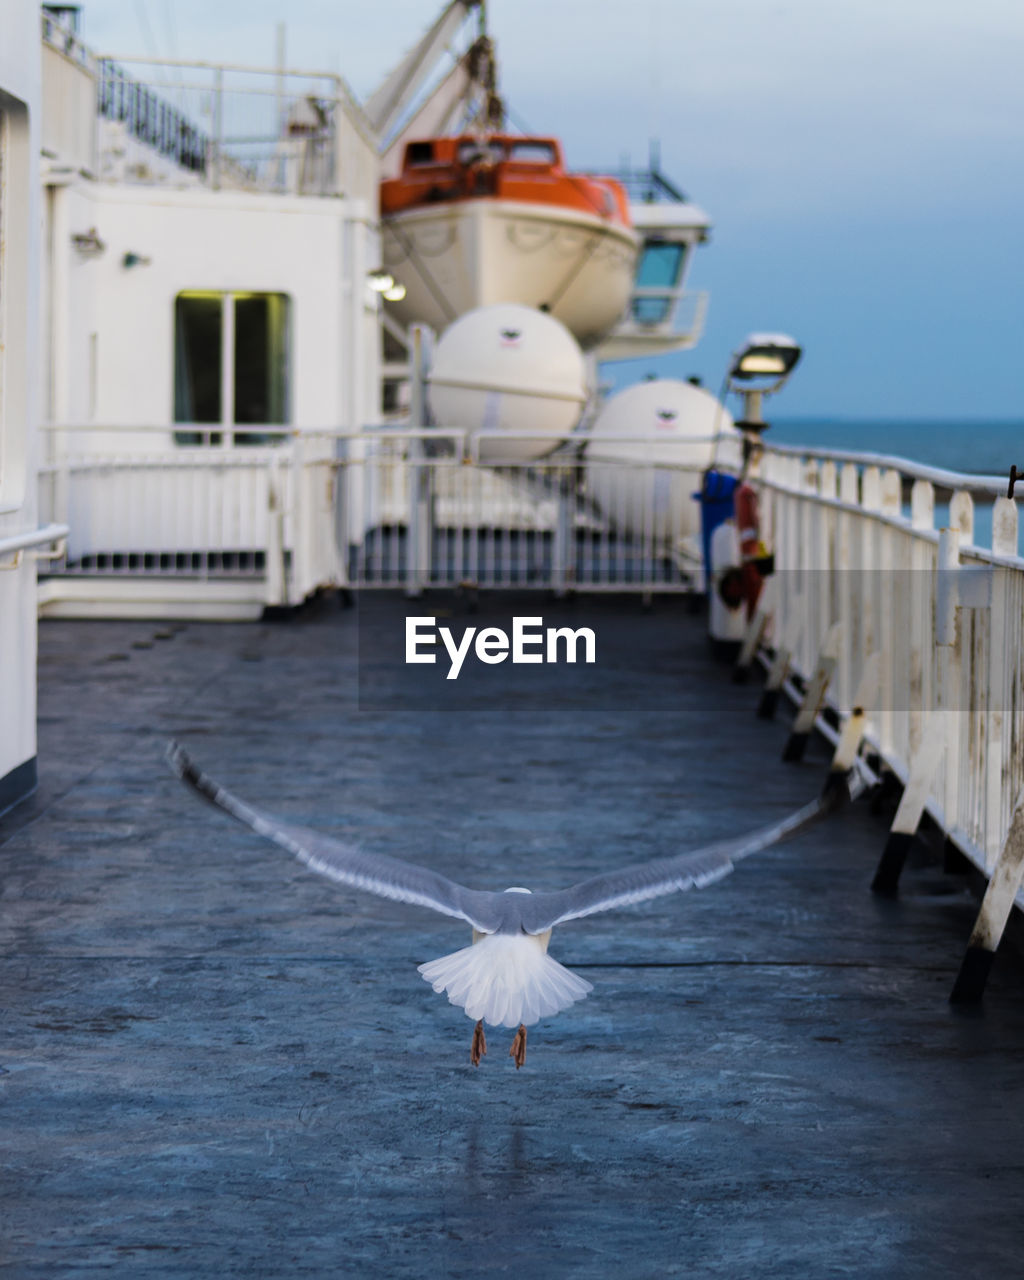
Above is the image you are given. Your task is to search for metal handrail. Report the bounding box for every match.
[41,12,95,69]
[38,422,733,447]
[0,523,70,565]
[37,423,1019,497]
[40,422,303,437]
[92,55,346,79]
[765,441,1011,497]
[95,55,374,148]
[0,523,70,555]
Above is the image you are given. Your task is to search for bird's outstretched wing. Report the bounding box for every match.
[514,790,841,934]
[170,742,854,938]
[167,743,505,933]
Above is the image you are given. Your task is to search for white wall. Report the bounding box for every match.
[51,184,381,446]
[0,0,42,806]
[41,34,96,176]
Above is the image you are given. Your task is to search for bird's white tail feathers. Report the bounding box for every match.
[418,934,593,1029]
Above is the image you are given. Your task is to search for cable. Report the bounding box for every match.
[133,0,162,64]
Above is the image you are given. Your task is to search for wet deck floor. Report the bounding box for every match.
[3,592,1024,1277]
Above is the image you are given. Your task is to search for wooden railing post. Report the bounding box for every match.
[757,612,801,720]
[782,622,841,762]
[823,651,880,806]
[951,787,1024,1003]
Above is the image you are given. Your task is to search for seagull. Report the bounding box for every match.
[168,742,841,1068]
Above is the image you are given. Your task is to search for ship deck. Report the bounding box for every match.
[3,592,1024,1277]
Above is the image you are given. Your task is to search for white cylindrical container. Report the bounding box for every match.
[585,379,740,541]
[427,303,587,463]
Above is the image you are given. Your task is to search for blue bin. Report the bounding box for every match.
[695,469,739,591]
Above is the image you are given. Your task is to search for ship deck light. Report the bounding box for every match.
[367,269,396,293]
[728,333,802,389]
[723,332,802,434]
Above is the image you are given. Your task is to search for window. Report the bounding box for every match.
[631,241,686,326]
[507,141,556,166]
[456,140,505,166]
[636,241,686,288]
[174,292,290,445]
[406,141,436,166]
[174,294,221,439]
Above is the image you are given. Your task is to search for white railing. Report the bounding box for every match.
[598,289,709,359]
[37,424,734,604]
[41,10,93,69]
[758,443,1023,881]
[92,55,375,198]
[37,426,342,608]
[347,428,729,592]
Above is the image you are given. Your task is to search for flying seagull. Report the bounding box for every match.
[168,742,842,1068]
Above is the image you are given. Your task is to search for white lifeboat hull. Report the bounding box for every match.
[381,198,638,349]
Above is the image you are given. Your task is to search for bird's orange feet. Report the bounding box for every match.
[509,1024,527,1069]
[470,1019,487,1066]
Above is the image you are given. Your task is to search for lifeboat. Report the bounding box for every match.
[380,134,639,349]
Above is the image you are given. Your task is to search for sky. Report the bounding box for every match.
[76,0,1024,421]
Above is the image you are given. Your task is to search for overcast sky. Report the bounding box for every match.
[78,0,1024,420]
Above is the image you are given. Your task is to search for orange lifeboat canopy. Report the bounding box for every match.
[380,135,631,227]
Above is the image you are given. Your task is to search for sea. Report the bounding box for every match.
[769,419,1021,478]
[769,418,1023,554]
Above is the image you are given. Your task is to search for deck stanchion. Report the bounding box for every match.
[757,612,801,720]
[264,455,287,607]
[211,65,223,191]
[934,526,963,839]
[552,469,574,599]
[733,577,776,684]
[870,735,944,895]
[406,449,432,598]
[822,652,880,806]
[405,325,434,598]
[782,622,841,762]
[983,499,1018,865]
[873,528,961,894]
[292,432,313,599]
[950,786,1024,1004]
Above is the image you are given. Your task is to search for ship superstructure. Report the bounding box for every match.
[30,0,720,620]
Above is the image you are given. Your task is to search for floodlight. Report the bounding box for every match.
[383,282,407,302]
[367,269,395,293]
[728,333,802,386]
[720,332,803,438]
